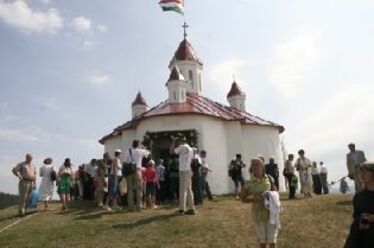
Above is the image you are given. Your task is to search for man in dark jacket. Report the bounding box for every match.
[265,157,279,190]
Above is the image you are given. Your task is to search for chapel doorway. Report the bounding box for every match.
[142,129,198,162]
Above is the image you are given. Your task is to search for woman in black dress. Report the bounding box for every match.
[191,149,203,205]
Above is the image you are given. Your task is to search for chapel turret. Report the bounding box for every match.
[166,66,188,104]
[227,81,246,111]
[131,92,148,118]
[168,23,203,95]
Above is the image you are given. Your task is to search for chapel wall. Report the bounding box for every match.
[241,125,285,191]
[199,117,231,194]
[103,135,123,158]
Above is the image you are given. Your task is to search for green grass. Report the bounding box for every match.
[0,194,353,248]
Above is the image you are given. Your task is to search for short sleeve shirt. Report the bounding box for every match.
[174,144,193,171]
[124,148,149,169]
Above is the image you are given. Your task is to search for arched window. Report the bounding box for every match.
[198,73,202,91]
[181,90,184,100]
[189,70,194,88]
[173,91,177,100]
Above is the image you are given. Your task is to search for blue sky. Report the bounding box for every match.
[0,0,373,194]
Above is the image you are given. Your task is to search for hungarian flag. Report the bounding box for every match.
[159,0,184,15]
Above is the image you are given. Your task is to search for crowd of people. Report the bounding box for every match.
[10,140,373,248]
[11,135,215,216]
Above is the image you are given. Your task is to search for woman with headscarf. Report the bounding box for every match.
[295,149,313,198]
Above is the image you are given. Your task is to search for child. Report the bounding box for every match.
[143,160,159,209]
[340,177,349,194]
[344,162,374,248]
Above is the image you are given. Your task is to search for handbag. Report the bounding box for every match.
[50,169,57,181]
[122,148,137,176]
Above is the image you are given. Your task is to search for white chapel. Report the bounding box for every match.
[99,29,285,194]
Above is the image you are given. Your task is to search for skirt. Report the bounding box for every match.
[57,175,72,194]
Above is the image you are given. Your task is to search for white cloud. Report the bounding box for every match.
[0,0,63,33]
[97,24,108,33]
[77,138,102,153]
[0,155,19,173]
[71,16,91,32]
[286,83,374,180]
[39,0,52,4]
[0,126,41,142]
[36,97,60,111]
[208,58,252,93]
[270,31,321,98]
[0,102,8,111]
[87,74,110,87]
[83,40,94,49]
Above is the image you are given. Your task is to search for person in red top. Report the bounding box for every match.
[144,160,159,209]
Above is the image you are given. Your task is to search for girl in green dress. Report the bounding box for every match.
[58,158,74,210]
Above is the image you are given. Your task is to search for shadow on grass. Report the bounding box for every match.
[281,197,304,202]
[112,213,179,229]
[0,214,19,223]
[336,200,352,206]
[55,201,101,216]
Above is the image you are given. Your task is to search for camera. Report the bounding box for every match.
[359,214,370,230]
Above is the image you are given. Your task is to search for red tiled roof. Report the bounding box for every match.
[132,92,147,106]
[169,38,203,67]
[227,82,245,98]
[99,93,284,144]
[168,66,185,81]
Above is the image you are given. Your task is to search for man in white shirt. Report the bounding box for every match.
[124,140,149,211]
[319,161,329,194]
[170,135,195,215]
[283,154,296,199]
[200,150,214,201]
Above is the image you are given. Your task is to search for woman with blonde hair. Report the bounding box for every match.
[39,157,55,209]
[241,158,279,248]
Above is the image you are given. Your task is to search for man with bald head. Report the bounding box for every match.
[12,153,36,216]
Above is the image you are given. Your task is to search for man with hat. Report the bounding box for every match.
[12,153,36,216]
[347,143,367,192]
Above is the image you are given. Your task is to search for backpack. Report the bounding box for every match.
[228,160,237,178]
[122,149,137,177]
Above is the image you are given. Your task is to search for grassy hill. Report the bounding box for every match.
[0,194,353,248]
[0,193,18,209]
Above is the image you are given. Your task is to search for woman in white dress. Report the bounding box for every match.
[39,157,55,209]
[296,149,313,198]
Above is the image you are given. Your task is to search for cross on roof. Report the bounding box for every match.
[182,22,189,39]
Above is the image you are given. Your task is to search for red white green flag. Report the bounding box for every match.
[159,0,184,15]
